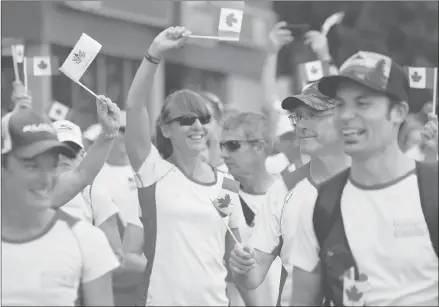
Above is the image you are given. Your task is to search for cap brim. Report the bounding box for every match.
[318,74,388,99]
[317,75,352,98]
[13,140,76,159]
[281,95,334,112]
[57,132,84,148]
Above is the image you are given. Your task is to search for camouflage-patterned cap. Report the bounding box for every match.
[281,82,337,111]
[318,51,410,108]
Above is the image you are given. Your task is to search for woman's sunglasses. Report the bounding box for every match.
[168,115,212,126]
[220,140,262,152]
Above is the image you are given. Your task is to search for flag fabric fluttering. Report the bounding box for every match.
[404,66,436,89]
[11,44,25,64]
[59,33,102,83]
[48,101,70,121]
[320,12,345,36]
[212,177,240,218]
[298,60,331,91]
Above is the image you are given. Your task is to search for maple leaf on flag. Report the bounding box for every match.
[217,194,231,208]
[226,13,238,27]
[38,60,48,70]
[72,50,86,64]
[345,285,363,302]
[411,71,422,83]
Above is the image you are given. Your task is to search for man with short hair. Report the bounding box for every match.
[288,51,438,306]
[1,96,121,306]
[53,119,123,260]
[221,111,285,306]
[229,81,350,306]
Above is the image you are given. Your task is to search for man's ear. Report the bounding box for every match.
[391,101,409,125]
[161,123,171,138]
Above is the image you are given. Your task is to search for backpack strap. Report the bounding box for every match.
[415,161,438,257]
[313,168,350,248]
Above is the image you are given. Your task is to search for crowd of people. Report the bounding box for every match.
[2,20,438,307]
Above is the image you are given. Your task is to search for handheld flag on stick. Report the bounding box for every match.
[404,66,438,114]
[10,45,24,82]
[210,177,242,248]
[189,3,244,41]
[298,60,331,91]
[59,33,102,100]
[321,12,345,36]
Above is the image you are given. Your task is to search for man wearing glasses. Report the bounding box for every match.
[229,82,350,306]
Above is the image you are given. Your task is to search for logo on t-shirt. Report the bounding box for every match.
[341,267,370,306]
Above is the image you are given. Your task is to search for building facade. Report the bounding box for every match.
[2,1,276,131]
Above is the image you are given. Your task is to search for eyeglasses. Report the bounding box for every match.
[288,111,333,125]
[168,115,212,126]
[220,140,262,152]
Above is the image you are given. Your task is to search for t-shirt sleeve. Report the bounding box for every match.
[248,179,287,254]
[73,221,120,283]
[289,191,320,272]
[133,145,174,188]
[82,184,120,227]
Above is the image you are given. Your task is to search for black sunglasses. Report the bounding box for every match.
[168,115,212,126]
[220,140,262,152]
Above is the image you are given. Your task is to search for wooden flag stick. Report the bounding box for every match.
[10,46,20,82]
[432,67,437,115]
[188,35,239,42]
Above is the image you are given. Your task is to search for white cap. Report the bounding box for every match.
[53,120,84,148]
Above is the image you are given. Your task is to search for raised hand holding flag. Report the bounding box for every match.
[59,33,102,100]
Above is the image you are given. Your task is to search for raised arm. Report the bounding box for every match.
[125,26,191,172]
[52,97,121,208]
[262,21,294,107]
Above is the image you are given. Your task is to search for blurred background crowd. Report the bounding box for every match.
[2,1,438,157]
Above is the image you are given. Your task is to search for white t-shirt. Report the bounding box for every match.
[2,211,120,306]
[61,184,119,227]
[227,178,285,306]
[291,171,438,306]
[133,145,244,306]
[94,163,142,228]
[249,171,313,306]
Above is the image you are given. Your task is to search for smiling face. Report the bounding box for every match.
[159,89,212,158]
[292,105,339,157]
[334,80,408,158]
[2,150,59,209]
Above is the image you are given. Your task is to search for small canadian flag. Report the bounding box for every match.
[298,60,331,90]
[48,101,70,121]
[26,56,59,76]
[404,66,436,89]
[217,7,244,41]
[212,177,240,218]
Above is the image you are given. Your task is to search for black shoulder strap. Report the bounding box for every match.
[239,195,256,227]
[416,161,438,257]
[281,162,310,191]
[313,169,350,248]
